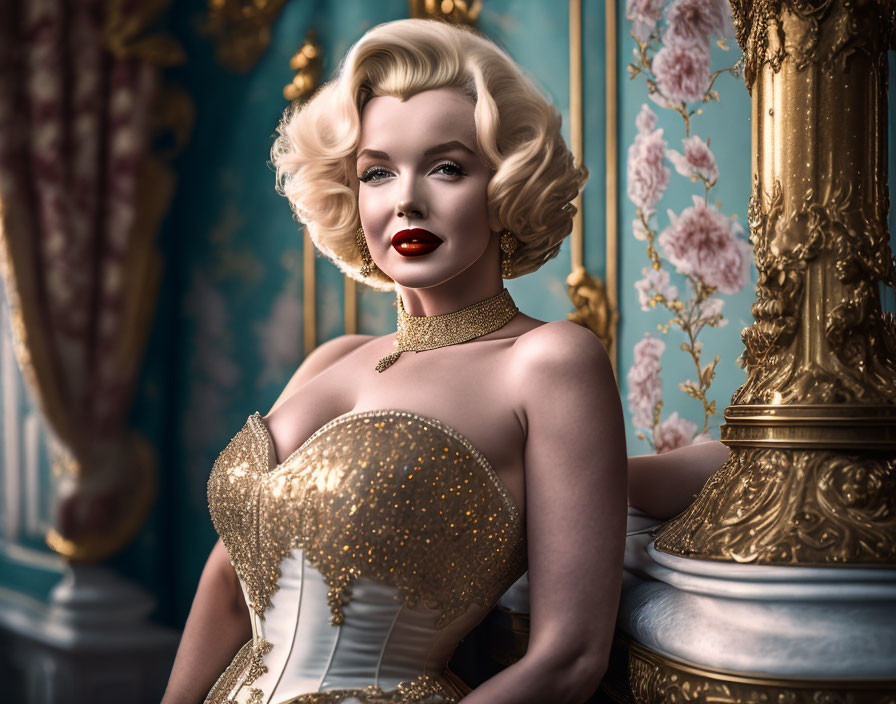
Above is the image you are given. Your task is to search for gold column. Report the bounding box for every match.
[654,1,896,565]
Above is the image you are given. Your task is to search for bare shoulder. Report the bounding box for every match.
[507,321,617,431]
[269,334,376,413]
[510,320,611,376]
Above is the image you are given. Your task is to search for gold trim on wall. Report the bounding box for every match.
[566,0,619,374]
[284,30,323,103]
[204,0,289,74]
[604,0,619,372]
[408,0,482,24]
[569,0,584,273]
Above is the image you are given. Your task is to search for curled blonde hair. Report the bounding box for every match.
[271,19,587,291]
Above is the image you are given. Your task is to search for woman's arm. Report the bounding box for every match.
[627,440,730,519]
[161,539,251,704]
[463,323,627,704]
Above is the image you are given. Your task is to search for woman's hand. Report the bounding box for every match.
[462,322,627,704]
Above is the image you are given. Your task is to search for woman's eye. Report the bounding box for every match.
[358,167,391,183]
[433,161,465,178]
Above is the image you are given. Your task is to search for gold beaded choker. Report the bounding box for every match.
[376,288,519,372]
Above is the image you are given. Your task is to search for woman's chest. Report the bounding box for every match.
[269,341,527,513]
[208,411,527,624]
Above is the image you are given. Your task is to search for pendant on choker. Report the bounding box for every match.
[376,289,519,372]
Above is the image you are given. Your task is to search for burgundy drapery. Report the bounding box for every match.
[0,0,185,561]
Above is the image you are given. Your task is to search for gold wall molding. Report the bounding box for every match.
[567,268,616,358]
[284,30,322,103]
[565,0,620,373]
[103,0,186,66]
[654,0,896,565]
[205,0,288,73]
[626,639,896,704]
[408,0,482,24]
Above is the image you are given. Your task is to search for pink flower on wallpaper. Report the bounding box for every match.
[627,109,670,212]
[627,333,665,428]
[632,217,650,241]
[666,134,719,184]
[634,266,679,311]
[655,411,712,453]
[663,0,730,48]
[626,0,665,41]
[658,194,747,294]
[635,103,658,134]
[652,43,711,104]
[696,296,728,328]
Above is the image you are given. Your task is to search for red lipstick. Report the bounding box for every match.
[391,228,442,257]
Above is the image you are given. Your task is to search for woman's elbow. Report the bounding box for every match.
[524,643,609,703]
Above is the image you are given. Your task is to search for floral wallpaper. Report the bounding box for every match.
[619,0,755,456]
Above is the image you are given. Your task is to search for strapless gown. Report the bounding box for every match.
[205,409,527,703]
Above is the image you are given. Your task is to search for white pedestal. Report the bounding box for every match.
[0,565,179,704]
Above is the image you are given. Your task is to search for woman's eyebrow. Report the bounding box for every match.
[357,140,474,162]
[423,140,474,157]
[357,148,390,161]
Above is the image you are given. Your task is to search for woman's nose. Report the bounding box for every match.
[396,181,426,219]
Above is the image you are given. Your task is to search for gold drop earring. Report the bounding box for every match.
[500,230,518,278]
[356,226,377,277]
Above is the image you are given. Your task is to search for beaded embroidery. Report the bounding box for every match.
[203,640,251,703]
[244,637,273,686]
[279,673,457,703]
[207,410,525,628]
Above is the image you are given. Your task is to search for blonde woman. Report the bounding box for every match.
[163,18,727,704]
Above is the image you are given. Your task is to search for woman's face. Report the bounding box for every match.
[355,87,499,290]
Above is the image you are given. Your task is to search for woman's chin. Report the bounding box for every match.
[382,262,465,290]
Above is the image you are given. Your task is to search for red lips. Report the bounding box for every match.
[391,228,442,257]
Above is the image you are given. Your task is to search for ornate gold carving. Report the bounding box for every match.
[204,0,289,73]
[734,177,896,407]
[627,639,896,704]
[654,445,896,564]
[566,267,617,357]
[284,30,322,103]
[408,0,482,25]
[656,0,896,564]
[728,0,894,94]
[103,0,186,66]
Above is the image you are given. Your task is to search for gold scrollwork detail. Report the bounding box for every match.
[627,639,896,704]
[728,0,892,94]
[204,0,289,74]
[566,267,617,359]
[284,30,323,103]
[408,0,482,25]
[654,445,896,564]
[103,0,186,66]
[732,175,896,406]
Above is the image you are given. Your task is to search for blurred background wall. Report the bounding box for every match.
[0,0,893,697]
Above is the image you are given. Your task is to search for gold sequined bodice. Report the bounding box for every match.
[205,409,526,703]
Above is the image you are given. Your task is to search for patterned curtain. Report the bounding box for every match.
[0,0,187,561]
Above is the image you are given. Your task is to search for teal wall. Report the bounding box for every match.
[0,1,894,631]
